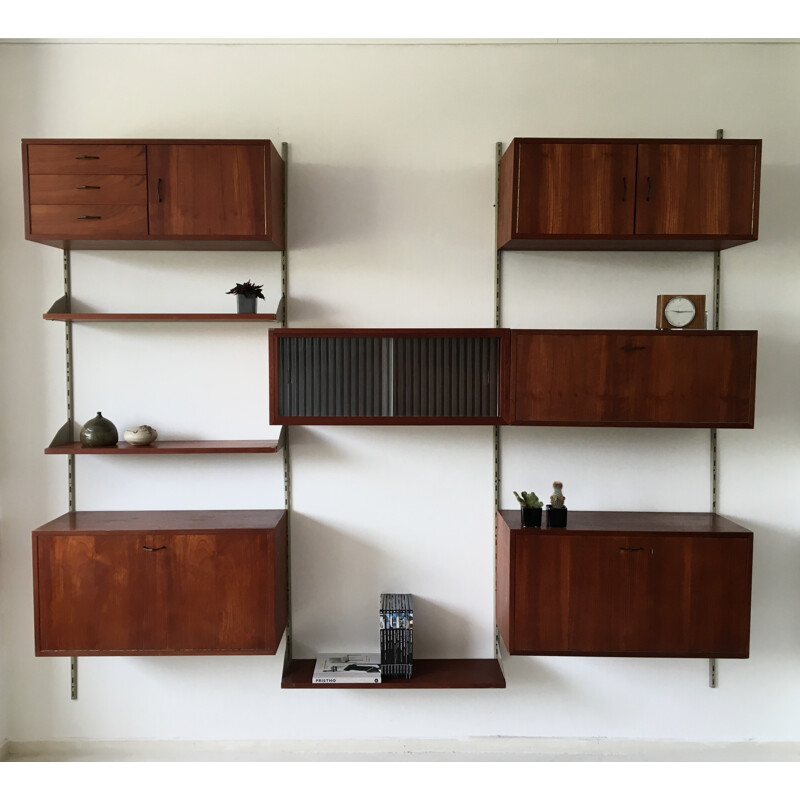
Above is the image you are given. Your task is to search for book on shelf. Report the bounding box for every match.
[312,653,382,684]
[380,592,413,679]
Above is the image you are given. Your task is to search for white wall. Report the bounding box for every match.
[1,40,800,744]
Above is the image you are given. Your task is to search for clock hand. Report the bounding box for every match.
[670,309,694,313]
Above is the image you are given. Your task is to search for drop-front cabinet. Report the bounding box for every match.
[497,138,762,250]
[22,139,285,250]
[32,510,288,656]
[496,511,753,658]
[510,330,758,428]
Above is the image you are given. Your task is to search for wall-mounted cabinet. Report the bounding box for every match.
[33,510,288,656]
[22,139,285,250]
[270,328,757,429]
[510,329,758,428]
[496,511,753,658]
[497,138,761,251]
[269,328,511,425]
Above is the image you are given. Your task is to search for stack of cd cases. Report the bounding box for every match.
[379,593,413,679]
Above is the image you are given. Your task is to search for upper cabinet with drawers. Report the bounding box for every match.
[22,139,285,250]
[497,138,762,251]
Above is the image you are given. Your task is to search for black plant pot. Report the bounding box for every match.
[547,505,568,528]
[521,506,542,528]
[237,295,258,314]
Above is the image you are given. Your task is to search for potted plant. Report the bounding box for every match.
[513,490,543,528]
[226,280,265,314]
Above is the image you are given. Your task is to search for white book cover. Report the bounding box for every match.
[312,653,382,684]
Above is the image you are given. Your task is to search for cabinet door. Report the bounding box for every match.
[515,142,637,236]
[34,534,152,654]
[511,331,757,427]
[147,144,267,237]
[635,143,760,236]
[156,532,280,652]
[513,534,651,654]
[648,535,752,657]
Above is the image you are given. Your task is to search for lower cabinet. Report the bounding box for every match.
[496,510,753,658]
[32,509,287,656]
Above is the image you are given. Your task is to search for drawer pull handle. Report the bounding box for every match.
[142,545,167,552]
[619,546,645,552]
[76,185,101,190]
[621,345,647,351]
[646,176,652,201]
[75,155,100,160]
[157,178,163,203]
[77,215,102,220]
[622,177,627,202]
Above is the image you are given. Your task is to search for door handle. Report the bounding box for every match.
[622,177,627,202]
[157,178,163,203]
[646,176,652,202]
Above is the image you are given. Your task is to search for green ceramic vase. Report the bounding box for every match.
[80,411,119,447]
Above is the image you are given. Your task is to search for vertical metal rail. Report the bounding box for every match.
[709,128,724,689]
[493,142,503,664]
[280,142,293,667]
[62,250,79,700]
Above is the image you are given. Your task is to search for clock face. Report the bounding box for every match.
[664,296,696,327]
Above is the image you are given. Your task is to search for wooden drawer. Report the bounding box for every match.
[29,174,147,205]
[30,204,148,236]
[26,144,146,175]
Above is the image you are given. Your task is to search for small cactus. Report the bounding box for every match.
[513,490,543,509]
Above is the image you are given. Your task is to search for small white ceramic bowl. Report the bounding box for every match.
[124,425,158,446]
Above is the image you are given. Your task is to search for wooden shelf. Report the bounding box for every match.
[43,295,285,323]
[44,312,279,322]
[45,438,284,455]
[281,658,506,689]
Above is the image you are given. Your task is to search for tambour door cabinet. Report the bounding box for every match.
[32,510,288,656]
[497,138,761,250]
[269,328,512,425]
[510,330,758,428]
[22,139,285,250]
[496,511,753,658]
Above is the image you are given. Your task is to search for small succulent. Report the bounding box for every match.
[226,280,265,299]
[513,490,543,509]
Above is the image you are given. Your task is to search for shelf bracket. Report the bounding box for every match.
[46,294,70,315]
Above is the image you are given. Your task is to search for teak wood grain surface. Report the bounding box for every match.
[498,137,761,250]
[22,139,285,250]
[510,329,758,428]
[32,510,288,656]
[496,511,753,658]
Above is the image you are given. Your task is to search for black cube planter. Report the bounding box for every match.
[547,505,568,528]
[520,506,543,528]
[237,296,258,314]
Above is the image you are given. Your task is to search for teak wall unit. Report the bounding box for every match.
[26,139,289,672]
[497,138,762,251]
[22,139,285,250]
[270,328,758,429]
[496,511,753,658]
